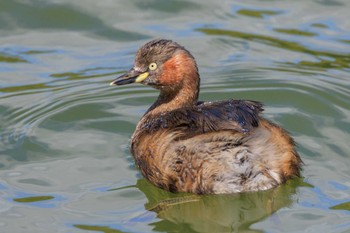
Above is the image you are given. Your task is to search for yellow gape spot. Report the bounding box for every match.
[135,72,149,83]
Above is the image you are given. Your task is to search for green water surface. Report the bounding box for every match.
[1,0,350,232]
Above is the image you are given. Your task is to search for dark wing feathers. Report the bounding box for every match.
[142,99,263,134]
[194,100,263,133]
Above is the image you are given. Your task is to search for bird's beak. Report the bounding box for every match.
[110,68,149,86]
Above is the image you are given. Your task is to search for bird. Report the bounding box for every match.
[110,39,302,194]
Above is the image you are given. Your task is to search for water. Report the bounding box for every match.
[1,0,350,232]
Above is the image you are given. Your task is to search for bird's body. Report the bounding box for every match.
[110,39,302,194]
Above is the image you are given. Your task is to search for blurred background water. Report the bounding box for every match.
[1,0,350,232]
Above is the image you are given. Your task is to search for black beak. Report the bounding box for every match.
[110,68,149,86]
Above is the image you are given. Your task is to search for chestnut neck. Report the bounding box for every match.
[146,54,200,116]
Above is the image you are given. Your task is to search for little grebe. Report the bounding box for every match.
[110,39,302,194]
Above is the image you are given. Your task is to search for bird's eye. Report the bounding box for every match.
[149,63,157,71]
